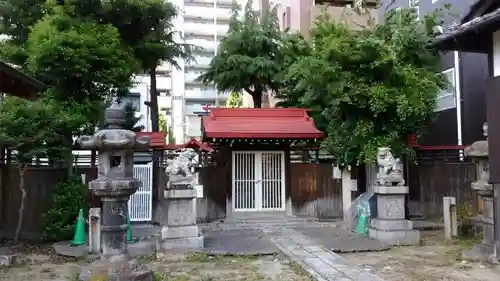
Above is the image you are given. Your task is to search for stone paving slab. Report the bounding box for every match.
[293,227,391,253]
[265,228,383,281]
[203,229,280,255]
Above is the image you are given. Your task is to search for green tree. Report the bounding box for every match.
[280,8,447,165]
[0,0,46,65]
[158,113,168,132]
[101,0,193,132]
[167,125,176,144]
[0,97,84,242]
[0,0,142,171]
[197,0,283,108]
[225,92,243,108]
[123,102,144,132]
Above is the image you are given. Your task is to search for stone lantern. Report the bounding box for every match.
[463,122,494,260]
[77,105,153,281]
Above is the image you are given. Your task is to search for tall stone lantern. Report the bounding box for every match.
[77,106,153,281]
[463,122,494,260]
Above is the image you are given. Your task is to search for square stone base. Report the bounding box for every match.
[161,225,200,239]
[462,243,495,261]
[158,236,204,250]
[369,219,420,246]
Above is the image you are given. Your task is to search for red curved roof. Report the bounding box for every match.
[202,108,323,139]
[163,138,213,152]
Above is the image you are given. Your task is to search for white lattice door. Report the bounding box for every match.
[128,163,153,221]
[232,151,285,212]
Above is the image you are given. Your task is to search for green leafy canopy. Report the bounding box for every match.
[280,8,447,165]
[197,0,283,108]
[0,97,85,165]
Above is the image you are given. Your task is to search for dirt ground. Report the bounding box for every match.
[0,251,313,281]
[341,230,500,281]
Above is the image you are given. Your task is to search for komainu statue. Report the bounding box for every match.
[165,149,197,188]
[376,147,405,186]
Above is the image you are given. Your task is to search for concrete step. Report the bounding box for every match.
[223,213,319,224]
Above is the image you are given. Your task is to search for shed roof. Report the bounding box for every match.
[0,60,45,99]
[432,0,500,52]
[202,108,323,140]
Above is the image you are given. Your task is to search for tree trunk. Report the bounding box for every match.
[149,68,161,213]
[252,93,262,108]
[149,68,159,132]
[14,165,27,243]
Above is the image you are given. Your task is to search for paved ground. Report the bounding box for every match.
[265,227,382,281]
[204,229,280,255]
[292,226,390,253]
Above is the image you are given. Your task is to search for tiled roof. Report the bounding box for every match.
[163,138,212,152]
[136,132,166,148]
[202,108,323,139]
[433,6,500,45]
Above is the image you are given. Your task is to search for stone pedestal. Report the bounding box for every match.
[159,184,204,250]
[463,134,495,261]
[368,185,420,245]
[462,177,495,260]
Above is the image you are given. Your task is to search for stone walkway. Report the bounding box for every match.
[264,227,383,281]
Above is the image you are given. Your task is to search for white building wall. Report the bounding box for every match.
[129,69,172,132]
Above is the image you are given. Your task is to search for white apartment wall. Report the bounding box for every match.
[129,75,151,131]
[129,71,172,132]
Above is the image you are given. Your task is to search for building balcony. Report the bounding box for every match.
[215,24,229,36]
[184,73,203,84]
[184,24,216,37]
[184,0,215,8]
[187,56,212,68]
[215,0,233,9]
[314,0,378,8]
[185,89,217,100]
[185,38,216,53]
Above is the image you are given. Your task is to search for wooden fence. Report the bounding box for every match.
[0,166,95,240]
[0,160,479,240]
[0,166,166,241]
[408,162,476,218]
[289,163,344,218]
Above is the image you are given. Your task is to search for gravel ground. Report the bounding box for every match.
[341,230,500,281]
[0,249,314,281]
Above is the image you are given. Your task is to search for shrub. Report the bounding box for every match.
[42,176,87,242]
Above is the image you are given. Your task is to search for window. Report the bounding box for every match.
[120,92,141,110]
[409,0,419,19]
[436,68,456,112]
